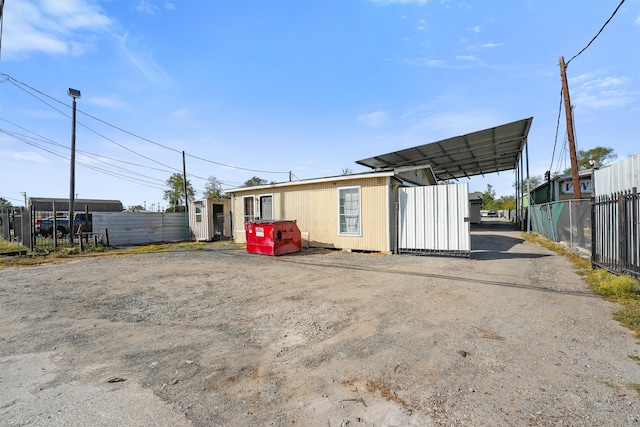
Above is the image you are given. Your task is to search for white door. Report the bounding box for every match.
[398,183,470,257]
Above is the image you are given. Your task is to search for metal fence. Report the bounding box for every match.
[529,200,592,254]
[1,208,30,246]
[592,190,640,278]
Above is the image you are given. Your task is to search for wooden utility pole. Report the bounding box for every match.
[559,56,582,199]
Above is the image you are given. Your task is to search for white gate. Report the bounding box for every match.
[398,183,470,257]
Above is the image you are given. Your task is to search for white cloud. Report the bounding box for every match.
[2,0,111,59]
[172,108,191,118]
[636,15,640,25]
[117,33,173,87]
[135,1,158,14]
[456,55,480,62]
[404,58,445,67]
[14,151,51,164]
[470,26,481,33]
[405,110,503,141]
[358,111,389,127]
[481,42,501,48]
[88,96,126,110]
[404,57,473,69]
[570,72,635,110]
[135,1,175,14]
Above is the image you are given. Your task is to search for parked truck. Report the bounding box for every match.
[39,213,92,237]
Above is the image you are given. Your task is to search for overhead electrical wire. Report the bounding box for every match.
[1,72,291,177]
[565,0,626,67]
[554,0,625,175]
[3,75,190,176]
[0,117,175,175]
[0,118,244,190]
[549,91,563,174]
[0,128,168,191]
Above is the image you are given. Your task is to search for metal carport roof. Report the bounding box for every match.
[356,117,533,181]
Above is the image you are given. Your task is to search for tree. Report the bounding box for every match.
[163,173,196,212]
[514,175,542,194]
[563,146,616,173]
[341,168,353,175]
[481,184,496,209]
[243,176,268,187]
[129,205,145,212]
[497,195,516,210]
[203,176,228,199]
[0,197,13,210]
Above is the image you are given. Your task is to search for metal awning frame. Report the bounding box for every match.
[356,117,533,230]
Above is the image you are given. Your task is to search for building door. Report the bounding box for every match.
[259,195,273,220]
[212,203,223,236]
[398,183,470,257]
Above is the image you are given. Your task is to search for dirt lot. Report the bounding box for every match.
[1,221,639,426]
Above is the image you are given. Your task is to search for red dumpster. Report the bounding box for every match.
[245,220,302,256]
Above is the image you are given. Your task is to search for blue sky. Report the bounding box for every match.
[1,0,639,210]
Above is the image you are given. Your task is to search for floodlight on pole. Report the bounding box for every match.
[68,88,81,244]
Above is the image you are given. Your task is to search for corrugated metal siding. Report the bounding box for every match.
[189,201,211,241]
[231,177,394,252]
[398,183,470,256]
[93,212,189,246]
[594,154,640,196]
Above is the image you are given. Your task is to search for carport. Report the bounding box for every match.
[356,117,533,256]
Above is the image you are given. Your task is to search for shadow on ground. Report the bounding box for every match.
[471,220,551,260]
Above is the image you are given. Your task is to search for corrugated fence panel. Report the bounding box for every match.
[398,183,470,256]
[162,213,190,241]
[93,212,189,246]
[594,154,640,196]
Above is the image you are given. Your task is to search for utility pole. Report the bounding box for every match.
[182,151,188,213]
[67,88,81,244]
[558,56,582,199]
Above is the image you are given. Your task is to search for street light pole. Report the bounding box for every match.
[68,88,81,245]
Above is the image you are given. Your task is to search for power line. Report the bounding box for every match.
[1,72,291,176]
[549,90,563,174]
[0,127,169,183]
[185,152,289,174]
[1,123,241,193]
[1,75,186,174]
[0,129,168,191]
[565,0,626,67]
[0,117,175,174]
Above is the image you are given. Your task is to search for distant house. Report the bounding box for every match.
[225,167,436,253]
[468,192,483,224]
[529,169,593,204]
[28,197,123,212]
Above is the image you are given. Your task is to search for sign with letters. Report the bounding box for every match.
[561,180,592,194]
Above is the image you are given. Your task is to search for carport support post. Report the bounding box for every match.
[525,138,531,233]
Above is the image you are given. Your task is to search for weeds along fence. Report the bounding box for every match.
[529,200,592,254]
[592,190,640,278]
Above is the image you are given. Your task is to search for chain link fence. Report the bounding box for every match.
[529,200,592,255]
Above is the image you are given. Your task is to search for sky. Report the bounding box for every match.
[1,0,639,210]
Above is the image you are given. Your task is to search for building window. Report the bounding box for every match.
[259,195,273,220]
[339,186,361,235]
[243,196,255,223]
[195,202,203,223]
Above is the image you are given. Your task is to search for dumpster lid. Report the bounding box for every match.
[247,220,297,225]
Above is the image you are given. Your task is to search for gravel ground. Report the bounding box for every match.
[1,220,639,426]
